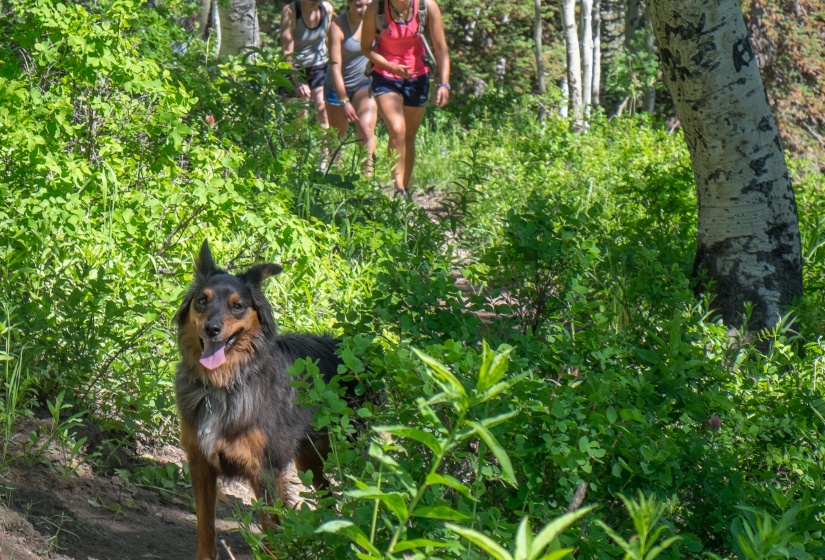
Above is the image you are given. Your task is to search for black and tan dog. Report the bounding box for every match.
[175,240,341,560]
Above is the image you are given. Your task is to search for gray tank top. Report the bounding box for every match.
[292,1,329,68]
[324,13,369,93]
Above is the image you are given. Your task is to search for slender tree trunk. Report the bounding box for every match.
[561,0,583,130]
[624,0,642,48]
[592,0,602,107]
[581,0,594,114]
[198,0,222,58]
[534,0,547,121]
[641,6,655,114]
[559,76,570,117]
[649,0,802,331]
[218,0,259,57]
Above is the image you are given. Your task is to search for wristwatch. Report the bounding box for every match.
[340,97,350,106]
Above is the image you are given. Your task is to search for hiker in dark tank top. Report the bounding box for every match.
[324,0,377,173]
[281,0,335,127]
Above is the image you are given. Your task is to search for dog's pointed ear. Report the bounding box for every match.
[240,263,281,336]
[241,263,283,288]
[196,239,219,279]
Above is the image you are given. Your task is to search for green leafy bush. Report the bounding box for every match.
[3,2,825,559]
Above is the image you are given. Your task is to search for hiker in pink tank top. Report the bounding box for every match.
[361,0,451,196]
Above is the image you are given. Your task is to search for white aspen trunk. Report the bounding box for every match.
[198,0,222,58]
[592,0,602,107]
[650,0,802,331]
[534,0,547,121]
[560,76,570,117]
[211,0,221,59]
[561,0,583,130]
[198,0,211,37]
[581,0,594,113]
[641,6,655,114]
[217,0,259,58]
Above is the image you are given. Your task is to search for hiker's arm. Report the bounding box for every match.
[280,3,296,58]
[329,22,358,122]
[427,0,451,107]
[324,2,335,51]
[281,4,310,97]
[361,1,411,78]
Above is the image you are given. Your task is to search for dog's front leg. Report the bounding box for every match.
[190,453,219,560]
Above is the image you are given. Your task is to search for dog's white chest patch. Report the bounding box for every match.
[196,388,229,457]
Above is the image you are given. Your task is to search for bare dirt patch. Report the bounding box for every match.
[0,419,254,560]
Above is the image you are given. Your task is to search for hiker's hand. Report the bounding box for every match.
[344,102,359,123]
[435,84,450,108]
[297,83,311,98]
[392,64,412,79]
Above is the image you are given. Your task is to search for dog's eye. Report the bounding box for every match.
[196,296,207,306]
[233,302,245,312]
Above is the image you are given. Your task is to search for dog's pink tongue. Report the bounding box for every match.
[200,340,227,370]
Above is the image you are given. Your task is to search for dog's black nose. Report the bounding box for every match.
[204,321,222,338]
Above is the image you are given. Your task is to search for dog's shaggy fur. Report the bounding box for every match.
[174,240,341,560]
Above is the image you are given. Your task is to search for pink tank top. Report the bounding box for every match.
[374,0,428,79]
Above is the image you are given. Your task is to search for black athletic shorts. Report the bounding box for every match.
[301,64,328,90]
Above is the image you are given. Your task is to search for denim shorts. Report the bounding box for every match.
[324,78,371,105]
[370,71,430,108]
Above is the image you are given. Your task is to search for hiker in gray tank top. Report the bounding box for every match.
[324,0,378,174]
[281,0,335,127]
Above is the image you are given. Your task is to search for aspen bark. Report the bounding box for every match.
[649,0,802,330]
[561,0,583,130]
[592,0,602,107]
[217,0,259,58]
[534,0,547,120]
[581,0,594,112]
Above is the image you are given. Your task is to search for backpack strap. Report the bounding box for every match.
[376,0,386,32]
[376,0,427,33]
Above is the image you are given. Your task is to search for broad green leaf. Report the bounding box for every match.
[479,409,519,430]
[445,523,513,560]
[316,520,381,556]
[529,506,595,560]
[594,519,631,551]
[425,472,477,501]
[393,538,454,552]
[345,488,409,523]
[477,342,512,392]
[606,406,618,424]
[645,536,681,560]
[412,347,466,397]
[535,550,574,560]
[514,516,532,560]
[374,425,442,455]
[412,506,472,521]
[466,420,517,485]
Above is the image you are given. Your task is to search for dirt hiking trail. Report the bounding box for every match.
[0,190,494,560]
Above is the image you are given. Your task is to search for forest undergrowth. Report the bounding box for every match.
[2,0,825,558]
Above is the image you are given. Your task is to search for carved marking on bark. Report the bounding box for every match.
[756,117,772,132]
[732,36,754,72]
[747,154,772,177]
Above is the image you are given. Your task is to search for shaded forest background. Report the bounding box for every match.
[252,0,825,160]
